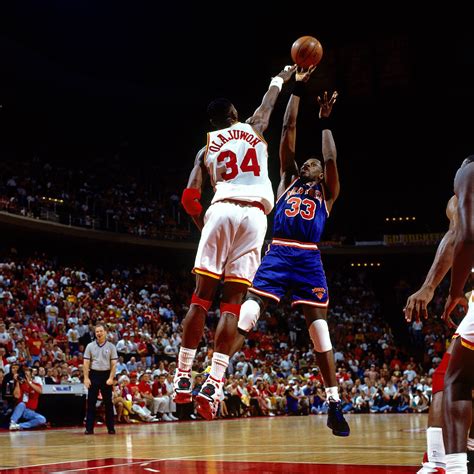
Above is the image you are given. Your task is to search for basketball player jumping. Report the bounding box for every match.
[441,157,474,474]
[174,65,296,417]
[198,67,350,434]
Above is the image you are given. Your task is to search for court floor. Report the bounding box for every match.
[0,414,427,473]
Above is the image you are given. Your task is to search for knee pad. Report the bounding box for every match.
[220,303,241,317]
[432,352,451,394]
[309,319,332,353]
[191,293,212,312]
[238,299,261,334]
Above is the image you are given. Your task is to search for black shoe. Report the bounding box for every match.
[84,430,94,435]
[327,399,350,437]
[108,429,116,435]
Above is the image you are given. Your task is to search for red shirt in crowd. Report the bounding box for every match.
[18,381,42,410]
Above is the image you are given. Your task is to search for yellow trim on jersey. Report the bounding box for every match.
[461,337,474,351]
[193,268,221,280]
[224,276,252,286]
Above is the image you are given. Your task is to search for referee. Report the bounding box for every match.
[83,323,118,434]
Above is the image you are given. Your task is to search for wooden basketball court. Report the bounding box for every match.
[0,414,426,473]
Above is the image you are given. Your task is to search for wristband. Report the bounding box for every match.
[181,188,203,216]
[292,81,306,97]
[320,115,334,130]
[269,76,284,91]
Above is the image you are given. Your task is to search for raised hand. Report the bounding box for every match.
[276,64,297,83]
[317,91,338,118]
[295,65,317,83]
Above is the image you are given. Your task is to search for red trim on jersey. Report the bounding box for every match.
[193,267,222,280]
[271,238,319,250]
[249,287,280,302]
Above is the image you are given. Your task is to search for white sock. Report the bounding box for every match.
[325,386,340,402]
[467,437,474,451]
[445,453,467,473]
[178,347,196,372]
[427,427,446,465]
[209,352,229,382]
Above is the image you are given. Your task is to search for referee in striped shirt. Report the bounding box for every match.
[83,323,118,434]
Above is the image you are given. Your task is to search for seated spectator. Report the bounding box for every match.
[9,366,46,430]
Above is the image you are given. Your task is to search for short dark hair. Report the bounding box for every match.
[464,155,474,164]
[207,98,233,123]
[95,323,107,332]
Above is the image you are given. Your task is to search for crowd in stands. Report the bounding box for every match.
[0,252,455,429]
[0,155,195,240]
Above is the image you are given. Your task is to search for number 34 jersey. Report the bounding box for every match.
[204,122,274,215]
[274,178,329,244]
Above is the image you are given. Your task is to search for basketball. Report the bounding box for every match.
[291,36,323,69]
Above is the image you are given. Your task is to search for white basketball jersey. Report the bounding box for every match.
[204,122,274,214]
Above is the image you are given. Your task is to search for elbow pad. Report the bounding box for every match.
[181,188,203,216]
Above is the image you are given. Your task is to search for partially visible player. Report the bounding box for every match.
[404,195,458,473]
[174,65,296,418]
[204,67,350,435]
[442,157,474,474]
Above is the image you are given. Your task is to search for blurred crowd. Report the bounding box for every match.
[0,252,454,427]
[0,155,194,240]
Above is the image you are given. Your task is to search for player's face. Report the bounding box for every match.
[299,159,323,181]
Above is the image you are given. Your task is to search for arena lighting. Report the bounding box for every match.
[350,262,382,267]
[41,196,64,204]
[385,216,417,221]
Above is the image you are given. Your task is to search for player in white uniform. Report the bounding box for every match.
[174,65,296,419]
[441,156,474,474]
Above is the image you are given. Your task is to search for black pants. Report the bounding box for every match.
[85,370,114,431]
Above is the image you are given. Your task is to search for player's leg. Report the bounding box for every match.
[443,337,474,473]
[302,305,349,437]
[196,281,248,420]
[417,345,453,472]
[174,273,219,404]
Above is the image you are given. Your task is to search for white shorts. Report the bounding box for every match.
[193,201,267,286]
[456,298,474,350]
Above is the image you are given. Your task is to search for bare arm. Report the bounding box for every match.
[13,379,21,399]
[277,67,316,198]
[246,65,296,135]
[107,359,117,385]
[404,196,457,322]
[318,91,339,213]
[443,162,474,324]
[83,358,91,388]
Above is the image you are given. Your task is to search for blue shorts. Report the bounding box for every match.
[250,243,329,308]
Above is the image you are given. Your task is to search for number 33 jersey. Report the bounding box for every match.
[274,178,329,244]
[204,122,274,214]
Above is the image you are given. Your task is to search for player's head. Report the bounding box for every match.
[299,157,324,183]
[460,154,474,168]
[207,98,238,129]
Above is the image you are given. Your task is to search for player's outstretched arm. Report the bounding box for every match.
[319,91,339,213]
[277,67,316,198]
[443,162,474,325]
[246,65,296,135]
[404,196,457,322]
[181,147,208,231]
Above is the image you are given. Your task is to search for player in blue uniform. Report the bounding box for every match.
[238,68,349,436]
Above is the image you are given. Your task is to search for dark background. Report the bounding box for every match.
[1,3,473,240]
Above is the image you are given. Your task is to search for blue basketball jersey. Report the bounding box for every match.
[273,178,328,244]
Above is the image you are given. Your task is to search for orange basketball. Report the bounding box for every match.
[291,36,323,69]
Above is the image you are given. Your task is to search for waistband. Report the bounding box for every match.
[90,369,111,374]
[271,238,319,250]
[216,199,265,213]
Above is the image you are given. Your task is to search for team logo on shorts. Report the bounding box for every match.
[312,287,326,299]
